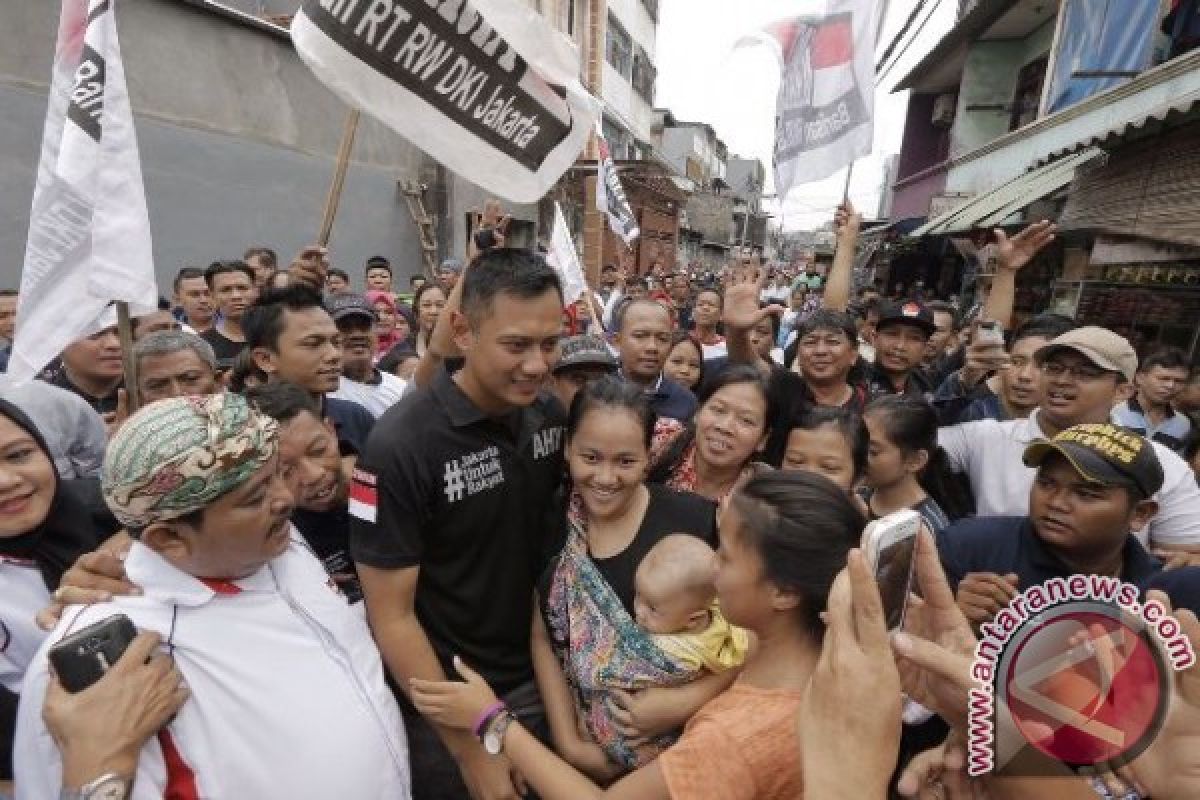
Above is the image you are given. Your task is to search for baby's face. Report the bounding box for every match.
[633,569,707,635]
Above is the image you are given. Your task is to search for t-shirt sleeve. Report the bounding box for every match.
[348,428,432,569]
[937,421,975,474]
[658,718,757,800]
[1145,445,1200,547]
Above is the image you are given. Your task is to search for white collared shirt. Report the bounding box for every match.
[331,372,409,418]
[0,558,51,694]
[938,409,1200,547]
[15,533,411,800]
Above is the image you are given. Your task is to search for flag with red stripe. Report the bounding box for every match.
[348,467,378,523]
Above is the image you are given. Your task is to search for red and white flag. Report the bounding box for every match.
[10,0,157,382]
[738,0,884,197]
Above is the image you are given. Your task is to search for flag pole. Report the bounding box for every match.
[116,301,140,412]
[317,110,361,247]
[841,161,855,205]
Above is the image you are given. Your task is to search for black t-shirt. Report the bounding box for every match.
[349,368,567,695]
[538,485,717,618]
[200,327,246,366]
[292,506,362,604]
[323,396,375,456]
[763,365,866,466]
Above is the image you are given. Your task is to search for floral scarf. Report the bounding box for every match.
[544,494,696,769]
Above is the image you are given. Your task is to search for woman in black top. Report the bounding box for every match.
[0,399,119,779]
[535,378,722,781]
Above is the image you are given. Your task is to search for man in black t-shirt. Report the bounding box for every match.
[200,261,256,366]
[349,248,566,800]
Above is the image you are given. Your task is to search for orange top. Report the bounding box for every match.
[659,684,804,800]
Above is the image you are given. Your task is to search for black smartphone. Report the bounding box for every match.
[48,614,138,693]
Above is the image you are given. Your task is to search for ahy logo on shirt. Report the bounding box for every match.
[443,446,505,504]
[532,426,564,460]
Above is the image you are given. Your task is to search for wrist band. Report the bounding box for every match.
[473,701,507,739]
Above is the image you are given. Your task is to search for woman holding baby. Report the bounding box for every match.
[412,375,866,799]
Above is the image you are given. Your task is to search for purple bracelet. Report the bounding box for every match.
[473,701,508,738]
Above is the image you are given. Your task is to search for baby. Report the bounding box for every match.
[632,534,748,673]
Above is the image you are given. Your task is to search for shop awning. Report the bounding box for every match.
[911,148,1105,237]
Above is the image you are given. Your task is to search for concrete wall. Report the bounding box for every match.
[0,0,438,294]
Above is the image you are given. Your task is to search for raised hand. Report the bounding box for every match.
[994,221,1056,273]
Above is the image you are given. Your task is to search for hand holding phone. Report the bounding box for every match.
[49,614,138,693]
[861,511,922,630]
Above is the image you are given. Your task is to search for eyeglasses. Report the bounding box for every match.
[1041,361,1112,381]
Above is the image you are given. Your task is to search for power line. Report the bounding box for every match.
[878,0,947,83]
[874,0,936,75]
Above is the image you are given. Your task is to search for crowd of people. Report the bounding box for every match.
[3,200,1200,800]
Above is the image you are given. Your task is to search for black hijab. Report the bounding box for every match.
[0,398,114,589]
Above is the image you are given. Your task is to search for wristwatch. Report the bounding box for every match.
[482,709,516,756]
[60,773,131,800]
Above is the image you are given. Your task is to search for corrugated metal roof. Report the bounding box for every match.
[912,148,1105,237]
[1033,93,1200,166]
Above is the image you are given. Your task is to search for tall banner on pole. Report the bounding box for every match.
[10,0,158,383]
[595,127,640,246]
[738,0,882,199]
[291,0,599,203]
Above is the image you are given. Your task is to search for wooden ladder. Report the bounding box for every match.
[401,181,439,280]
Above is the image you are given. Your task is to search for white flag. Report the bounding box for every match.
[595,127,640,245]
[739,0,882,198]
[291,0,599,204]
[10,0,157,383]
[546,203,586,306]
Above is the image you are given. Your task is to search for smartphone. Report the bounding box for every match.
[48,614,137,693]
[976,320,1005,346]
[861,510,922,631]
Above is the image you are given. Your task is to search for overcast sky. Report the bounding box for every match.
[655,0,959,230]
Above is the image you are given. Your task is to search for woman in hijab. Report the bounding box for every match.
[365,290,403,360]
[0,398,119,780]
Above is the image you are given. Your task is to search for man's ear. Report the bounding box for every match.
[450,309,473,354]
[140,520,193,562]
[251,346,277,377]
[1130,499,1159,533]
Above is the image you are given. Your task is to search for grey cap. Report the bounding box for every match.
[326,293,376,324]
[553,335,618,375]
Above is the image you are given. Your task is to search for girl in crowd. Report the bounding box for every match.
[411,283,447,357]
[532,378,725,779]
[691,289,726,361]
[862,396,972,532]
[747,305,784,366]
[649,366,771,503]
[0,400,120,780]
[776,407,868,502]
[663,332,703,394]
[365,290,402,360]
[412,469,864,799]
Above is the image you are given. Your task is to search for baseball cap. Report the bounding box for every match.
[876,300,936,336]
[1034,326,1138,383]
[1023,423,1164,499]
[326,293,376,324]
[553,335,618,375]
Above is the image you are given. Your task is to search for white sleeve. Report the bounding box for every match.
[1146,444,1200,547]
[937,422,975,474]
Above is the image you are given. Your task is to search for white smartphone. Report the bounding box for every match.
[861,510,922,630]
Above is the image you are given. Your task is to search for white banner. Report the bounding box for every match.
[595,127,639,245]
[291,0,599,203]
[10,0,157,382]
[739,0,882,197]
[546,203,586,306]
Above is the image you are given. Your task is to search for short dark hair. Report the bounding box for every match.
[243,247,278,268]
[173,267,206,293]
[1011,313,1078,347]
[795,309,857,343]
[204,260,255,289]
[781,407,869,482]
[698,363,774,423]
[365,256,391,274]
[378,345,418,375]
[0,288,17,297]
[460,248,562,324]
[412,282,446,312]
[409,274,424,286]
[928,301,960,331]
[243,285,328,353]
[614,297,670,333]
[228,348,268,392]
[328,268,350,283]
[732,470,864,638]
[1140,346,1190,374]
[245,380,322,425]
[567,375,656,450]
